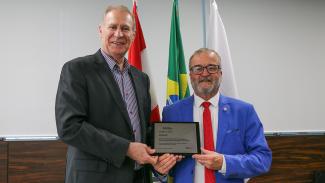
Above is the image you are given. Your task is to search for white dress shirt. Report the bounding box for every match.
[193,92,226,183]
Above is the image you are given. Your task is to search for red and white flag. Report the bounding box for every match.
[128,1,160,123]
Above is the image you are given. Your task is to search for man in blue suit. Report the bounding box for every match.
[161,48,272,183]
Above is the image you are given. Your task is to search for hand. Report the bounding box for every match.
[153,154,184,175]
[127,142,157,165]
[192,148,223,170]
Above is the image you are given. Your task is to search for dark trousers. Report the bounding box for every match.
[133,168,145,183]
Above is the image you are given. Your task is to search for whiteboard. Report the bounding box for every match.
[0,0,324,137]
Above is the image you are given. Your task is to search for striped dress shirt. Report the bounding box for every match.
[101,50,141,143]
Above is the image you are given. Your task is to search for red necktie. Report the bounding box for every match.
[202,101,216,183]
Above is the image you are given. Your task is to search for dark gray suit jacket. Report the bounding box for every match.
[55,50,151,183]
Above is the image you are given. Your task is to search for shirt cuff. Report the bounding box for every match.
[153,171,168,182]
[218,154,226,175]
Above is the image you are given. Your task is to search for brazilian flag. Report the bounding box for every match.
[166,0,190,106]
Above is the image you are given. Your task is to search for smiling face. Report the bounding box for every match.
[189,51,222,100]
[99,9,135,62]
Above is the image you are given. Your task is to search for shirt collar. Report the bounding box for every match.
[194,92,220,108]
[100,49,130,71]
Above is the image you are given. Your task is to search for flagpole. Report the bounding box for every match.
[201,0,207,47]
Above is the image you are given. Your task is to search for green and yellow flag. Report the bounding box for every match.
[166,0,190,105]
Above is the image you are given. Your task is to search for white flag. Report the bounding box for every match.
[206,0,239,98]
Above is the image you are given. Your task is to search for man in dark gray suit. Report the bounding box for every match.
[55,5,161,183]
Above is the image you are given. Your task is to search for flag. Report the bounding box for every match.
[166,0,190,105]
[128,1,160,122]
[206,0,239,98]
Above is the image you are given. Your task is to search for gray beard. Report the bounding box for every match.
[191,79,220,98]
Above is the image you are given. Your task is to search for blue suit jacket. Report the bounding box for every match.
[162,95,272,183]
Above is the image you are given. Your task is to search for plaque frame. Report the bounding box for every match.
[152,122,201,155]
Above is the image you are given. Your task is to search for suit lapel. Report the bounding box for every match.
[94,51,133,132]
[128,67,147,142]
[180,96,195,173]
[216,95,230,152]
[182,96,194,122]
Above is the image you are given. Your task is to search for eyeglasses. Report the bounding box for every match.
[190,64,221,75]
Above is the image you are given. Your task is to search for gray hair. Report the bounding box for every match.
[103,5,135,31]
[189,48,221,68]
